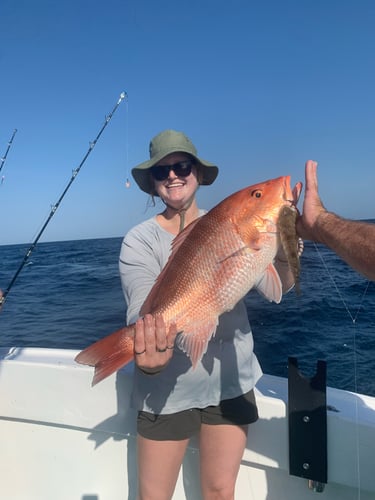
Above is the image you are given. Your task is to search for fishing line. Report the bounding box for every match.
[124,98,131,189]
[0,128,18,176]
[313,242,370,500]
[0,92,127,307]
[313,242,369,323]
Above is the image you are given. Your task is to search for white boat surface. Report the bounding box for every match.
[0,347,374,500]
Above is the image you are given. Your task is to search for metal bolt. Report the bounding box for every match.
[303,415,310,423]
[303,463,310,470]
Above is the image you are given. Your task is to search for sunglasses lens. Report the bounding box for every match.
[151,165,170,181]
[174,161,192,177]
[151,161,193,181]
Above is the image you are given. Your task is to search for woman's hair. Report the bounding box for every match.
[195,163,204,185]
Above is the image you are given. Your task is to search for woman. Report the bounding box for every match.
[119,129,295,500]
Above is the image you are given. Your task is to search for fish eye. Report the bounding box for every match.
[251,189,262,198]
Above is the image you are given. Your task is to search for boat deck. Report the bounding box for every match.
[1,347,374,499]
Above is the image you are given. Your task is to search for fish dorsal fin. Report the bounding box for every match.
[176,318,219,367]
[255,263,283,303]
[170,217,202,253]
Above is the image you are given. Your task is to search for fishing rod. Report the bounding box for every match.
[0,91,127,307]
[0,128,18,176]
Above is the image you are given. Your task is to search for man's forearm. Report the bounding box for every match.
[315,212,375,281]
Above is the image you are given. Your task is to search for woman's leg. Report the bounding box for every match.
[199,423,248,500]
[137,435,190,500]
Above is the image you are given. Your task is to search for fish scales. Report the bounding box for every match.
[142,201,275,333]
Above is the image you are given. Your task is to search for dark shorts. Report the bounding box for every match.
[137,390,259,441]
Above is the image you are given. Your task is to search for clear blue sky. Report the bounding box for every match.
[1,0,374,245]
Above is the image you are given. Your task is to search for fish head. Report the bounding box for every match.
[228,176,300,238]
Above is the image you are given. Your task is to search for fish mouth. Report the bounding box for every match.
[284,176,302,208]
[292,181,302,206]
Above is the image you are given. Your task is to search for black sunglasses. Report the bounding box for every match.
[150,160,194,181]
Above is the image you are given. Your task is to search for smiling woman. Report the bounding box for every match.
[120,130,260,499]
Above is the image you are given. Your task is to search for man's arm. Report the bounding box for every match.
[296,161,375,281]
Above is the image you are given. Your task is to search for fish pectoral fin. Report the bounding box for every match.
[176,320,218,367]
[255,263,283,303]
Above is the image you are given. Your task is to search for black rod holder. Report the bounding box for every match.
[288,357,327,486]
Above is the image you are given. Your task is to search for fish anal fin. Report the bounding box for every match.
[255,263,283,303]
[75,326,135,385]
[176,319,218,367]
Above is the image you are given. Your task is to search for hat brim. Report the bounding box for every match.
[132,151,218,195]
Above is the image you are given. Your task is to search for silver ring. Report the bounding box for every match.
[134,349,146,355]
[167,346,174,350]
[156,347,167,353]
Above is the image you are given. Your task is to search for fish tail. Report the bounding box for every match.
[75,326,135,386]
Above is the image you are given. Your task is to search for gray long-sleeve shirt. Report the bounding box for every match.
[119,214,262,414]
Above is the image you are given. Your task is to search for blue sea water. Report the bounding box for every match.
[0,236,374,396]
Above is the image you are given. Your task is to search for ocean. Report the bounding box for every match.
[0,235,374,396]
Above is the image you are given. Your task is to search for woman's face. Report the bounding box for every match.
[152,153,199,208]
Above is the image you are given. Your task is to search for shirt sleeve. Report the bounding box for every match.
[119,221,165,325]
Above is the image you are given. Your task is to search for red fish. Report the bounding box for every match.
[76,175,301,385]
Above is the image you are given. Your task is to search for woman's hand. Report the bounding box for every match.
[134,314,177,374]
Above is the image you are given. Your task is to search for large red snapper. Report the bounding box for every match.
[76,175,302,385]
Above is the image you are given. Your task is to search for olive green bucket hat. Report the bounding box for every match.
[132,129,219,195]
